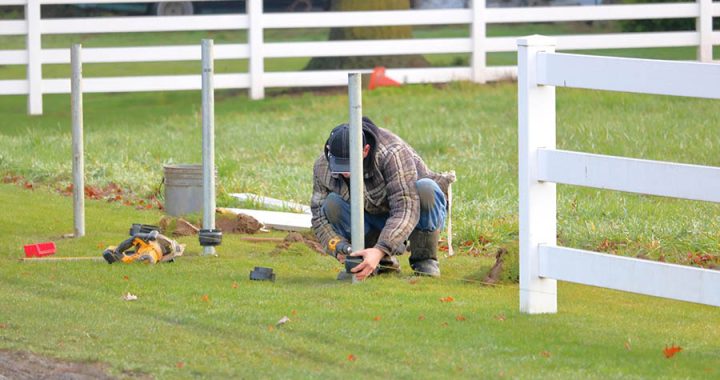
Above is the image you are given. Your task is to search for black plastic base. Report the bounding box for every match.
[250,266,275,282]
[129,223,160,236]
[199,229,223,247]
[344,257,362,273]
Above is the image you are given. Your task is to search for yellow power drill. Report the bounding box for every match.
[103,230,183,264]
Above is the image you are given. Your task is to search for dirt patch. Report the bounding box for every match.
[175,218,200,236]
[270,232,325,255]
[159,214,263,237]
[0,349,150,380]
[215,213,263,234]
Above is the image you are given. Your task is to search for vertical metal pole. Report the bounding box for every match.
[518,36,557,314]
[202,39,216,256]
[71,44,85,238]
[348,73,364,255]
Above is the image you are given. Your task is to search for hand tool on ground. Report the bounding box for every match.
[103,228,184,264]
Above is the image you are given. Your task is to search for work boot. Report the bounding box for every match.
[408,229,441,277]
[376,255,401,275]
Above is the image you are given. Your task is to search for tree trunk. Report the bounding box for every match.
[304,0,430,70]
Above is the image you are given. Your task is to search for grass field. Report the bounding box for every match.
[0,184,718,378]
[1,18,719,378]
[2,81,720,263]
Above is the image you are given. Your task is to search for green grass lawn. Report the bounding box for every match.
[2,81,720,263]
[1,20,719,378]
[0,184,718,378]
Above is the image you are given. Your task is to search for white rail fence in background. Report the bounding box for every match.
[517,35,720,314]
[0,0,718,114]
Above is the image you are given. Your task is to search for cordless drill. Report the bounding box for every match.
[327,237,352,258]
[328,237,362,273]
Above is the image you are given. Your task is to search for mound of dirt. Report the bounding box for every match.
[271,232,324,255]
[159,213,263,237]
[0,349,150,380]
[215,213,263,234]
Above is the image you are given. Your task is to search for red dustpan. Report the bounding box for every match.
[24,242,56,257]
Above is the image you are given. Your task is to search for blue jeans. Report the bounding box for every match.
[322,178,447,245]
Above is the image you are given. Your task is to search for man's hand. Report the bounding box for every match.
[350,248,385,281]
[336,253,346,264]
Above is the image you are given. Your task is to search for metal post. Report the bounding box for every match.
[201,39,216,256]
[71,44,85,238]
[348,73,364,255]
[518,36,557,314]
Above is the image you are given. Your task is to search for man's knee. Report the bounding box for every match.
[323,193,346,225]
[416,178,442,211]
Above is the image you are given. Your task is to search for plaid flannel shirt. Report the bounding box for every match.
[311,120,455,256]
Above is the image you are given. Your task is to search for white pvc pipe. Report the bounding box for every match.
[71,44,85,238]
[348,73,364,254]
[201,39,216,256]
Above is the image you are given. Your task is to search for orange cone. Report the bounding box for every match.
[369,66,401,90]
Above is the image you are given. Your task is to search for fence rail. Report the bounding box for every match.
[0,0,717,114]
[518,35,720,314]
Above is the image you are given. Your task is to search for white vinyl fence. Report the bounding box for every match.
[0,0,719,114]
[518,35,720,314]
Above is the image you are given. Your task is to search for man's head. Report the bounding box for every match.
[325,123,370,175]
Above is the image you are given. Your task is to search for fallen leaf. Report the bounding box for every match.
[23,182,33,190]
[0,323,7,329]
[176,362,185,369]
[122,275,129,281]
[441,322,449,327]
[624,339,632,351]
[494,314,506,321]
[418,315,425,321]
[347,354,356,362]
[231,281,239,289]
[84,185,102,198]
[663,344,682,359]
[276,316,290,326]
[408,278,418,285]
[96,242,105,249]
[267,325,274,332]
[455,315,466,321]
[200,294,209,302]
[122,293,137,301]
[291,309,297,316]
[373,316,381,321]
[440,296,454,303]
[540,351,551,358]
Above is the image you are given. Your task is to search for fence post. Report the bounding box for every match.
[697,0,712,62]
[348,73,364,255]
[518,35,557,314]
[471,0,486,83]
[71,44,85,238]
[248,0,265,99]
[201,39,217,256]
[26,0,42,115]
